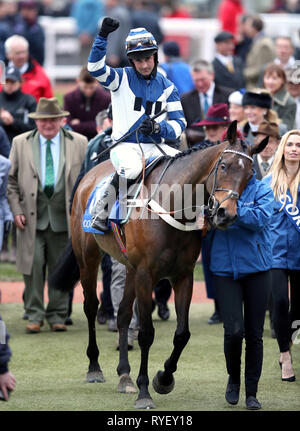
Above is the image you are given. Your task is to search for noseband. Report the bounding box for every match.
[205,149,253,219]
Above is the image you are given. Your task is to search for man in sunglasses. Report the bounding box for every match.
[87,17,186,232]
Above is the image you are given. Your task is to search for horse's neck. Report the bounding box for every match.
[178,142,227,186]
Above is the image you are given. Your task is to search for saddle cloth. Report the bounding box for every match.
[82,156,163,235]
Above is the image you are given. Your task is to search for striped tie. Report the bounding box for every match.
[44,139,54,198]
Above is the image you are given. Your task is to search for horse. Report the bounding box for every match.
[51,121,269,409]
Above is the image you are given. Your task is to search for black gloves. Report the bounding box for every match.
[139,118,161,136]
[99,17,120,38]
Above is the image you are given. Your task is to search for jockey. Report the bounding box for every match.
[87,17,186,232]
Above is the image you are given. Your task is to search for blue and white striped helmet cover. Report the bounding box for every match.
[125,27,158,56]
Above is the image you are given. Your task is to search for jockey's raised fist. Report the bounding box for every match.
[99,17,120,38]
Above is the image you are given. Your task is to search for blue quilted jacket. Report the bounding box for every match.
[210,173,274,279]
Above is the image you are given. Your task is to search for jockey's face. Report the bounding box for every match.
[131,55,155,77]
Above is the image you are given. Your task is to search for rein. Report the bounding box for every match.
[205,148,253,219]
[137,146,254,224]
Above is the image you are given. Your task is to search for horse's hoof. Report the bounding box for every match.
[86,370,106,383]
[134,397,156,409]
[118,374,137,393]
[152,371,175,394]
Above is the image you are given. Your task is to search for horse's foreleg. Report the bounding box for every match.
[116,266,137,394]
[134,269,156,409]
[81,261,105,383]
[152,272,193,395]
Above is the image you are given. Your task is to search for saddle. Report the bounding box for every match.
[82,156,164,235]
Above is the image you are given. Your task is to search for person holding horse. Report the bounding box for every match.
[262,130,300,383]
[87,17,186,232]
[207,158,274,409]
[192,103,232,325]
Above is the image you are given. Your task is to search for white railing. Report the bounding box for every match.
[39,14,300,83]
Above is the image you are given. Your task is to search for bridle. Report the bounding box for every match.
[205,148,253,219]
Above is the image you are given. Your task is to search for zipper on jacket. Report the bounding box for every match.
[257,242,267,267]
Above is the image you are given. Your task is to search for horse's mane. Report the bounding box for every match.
[161,140,229,167]
[162,141,223,163]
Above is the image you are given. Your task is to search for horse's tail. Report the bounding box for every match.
[50,238,80,291]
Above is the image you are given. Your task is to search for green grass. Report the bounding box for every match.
[0,263,24,281]
[0,302,299,411]
[54,90,63,106]
[0,261,205,282]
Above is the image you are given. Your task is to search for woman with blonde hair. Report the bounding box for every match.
[263,129,300,382]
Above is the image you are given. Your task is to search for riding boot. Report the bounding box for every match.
[92,172,119,232]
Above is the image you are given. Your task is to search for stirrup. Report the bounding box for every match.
[91,214,109,232]
[91,172,120,232]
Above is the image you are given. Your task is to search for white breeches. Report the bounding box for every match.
[110,142,179,180]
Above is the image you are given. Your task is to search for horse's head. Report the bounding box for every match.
[205,120,269,229]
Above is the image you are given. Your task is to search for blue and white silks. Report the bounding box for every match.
[87,35,186,145]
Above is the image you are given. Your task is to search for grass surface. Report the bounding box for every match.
[0,263,24,281]
[0,261,204,282]
[0,302,299,412]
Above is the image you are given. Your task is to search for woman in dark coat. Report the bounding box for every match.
[263,63,297,130]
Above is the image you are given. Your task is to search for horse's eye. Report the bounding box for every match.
[220,163,226,171]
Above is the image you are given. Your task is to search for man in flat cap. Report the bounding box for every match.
[7,97,88,333]
[212,31,245,91]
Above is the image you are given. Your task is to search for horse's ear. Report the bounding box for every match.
[226,121,238,145]
[250,136,269,155]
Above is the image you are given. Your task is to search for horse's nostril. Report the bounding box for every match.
[217,207,226,218]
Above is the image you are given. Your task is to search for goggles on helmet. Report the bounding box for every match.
[126,37,157,52]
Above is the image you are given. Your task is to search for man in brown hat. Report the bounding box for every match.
[7,97,88,333]
[252,120,281,180]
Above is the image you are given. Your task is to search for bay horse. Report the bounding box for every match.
[51,122,268,409]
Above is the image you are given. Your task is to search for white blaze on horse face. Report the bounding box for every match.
[238,158,245,169]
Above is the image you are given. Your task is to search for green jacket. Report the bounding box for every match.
[272,86,297,130]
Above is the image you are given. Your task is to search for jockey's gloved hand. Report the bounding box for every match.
[98,17,120,37]
[139,118,161,136]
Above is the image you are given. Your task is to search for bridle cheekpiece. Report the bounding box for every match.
[205,148,253,219]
